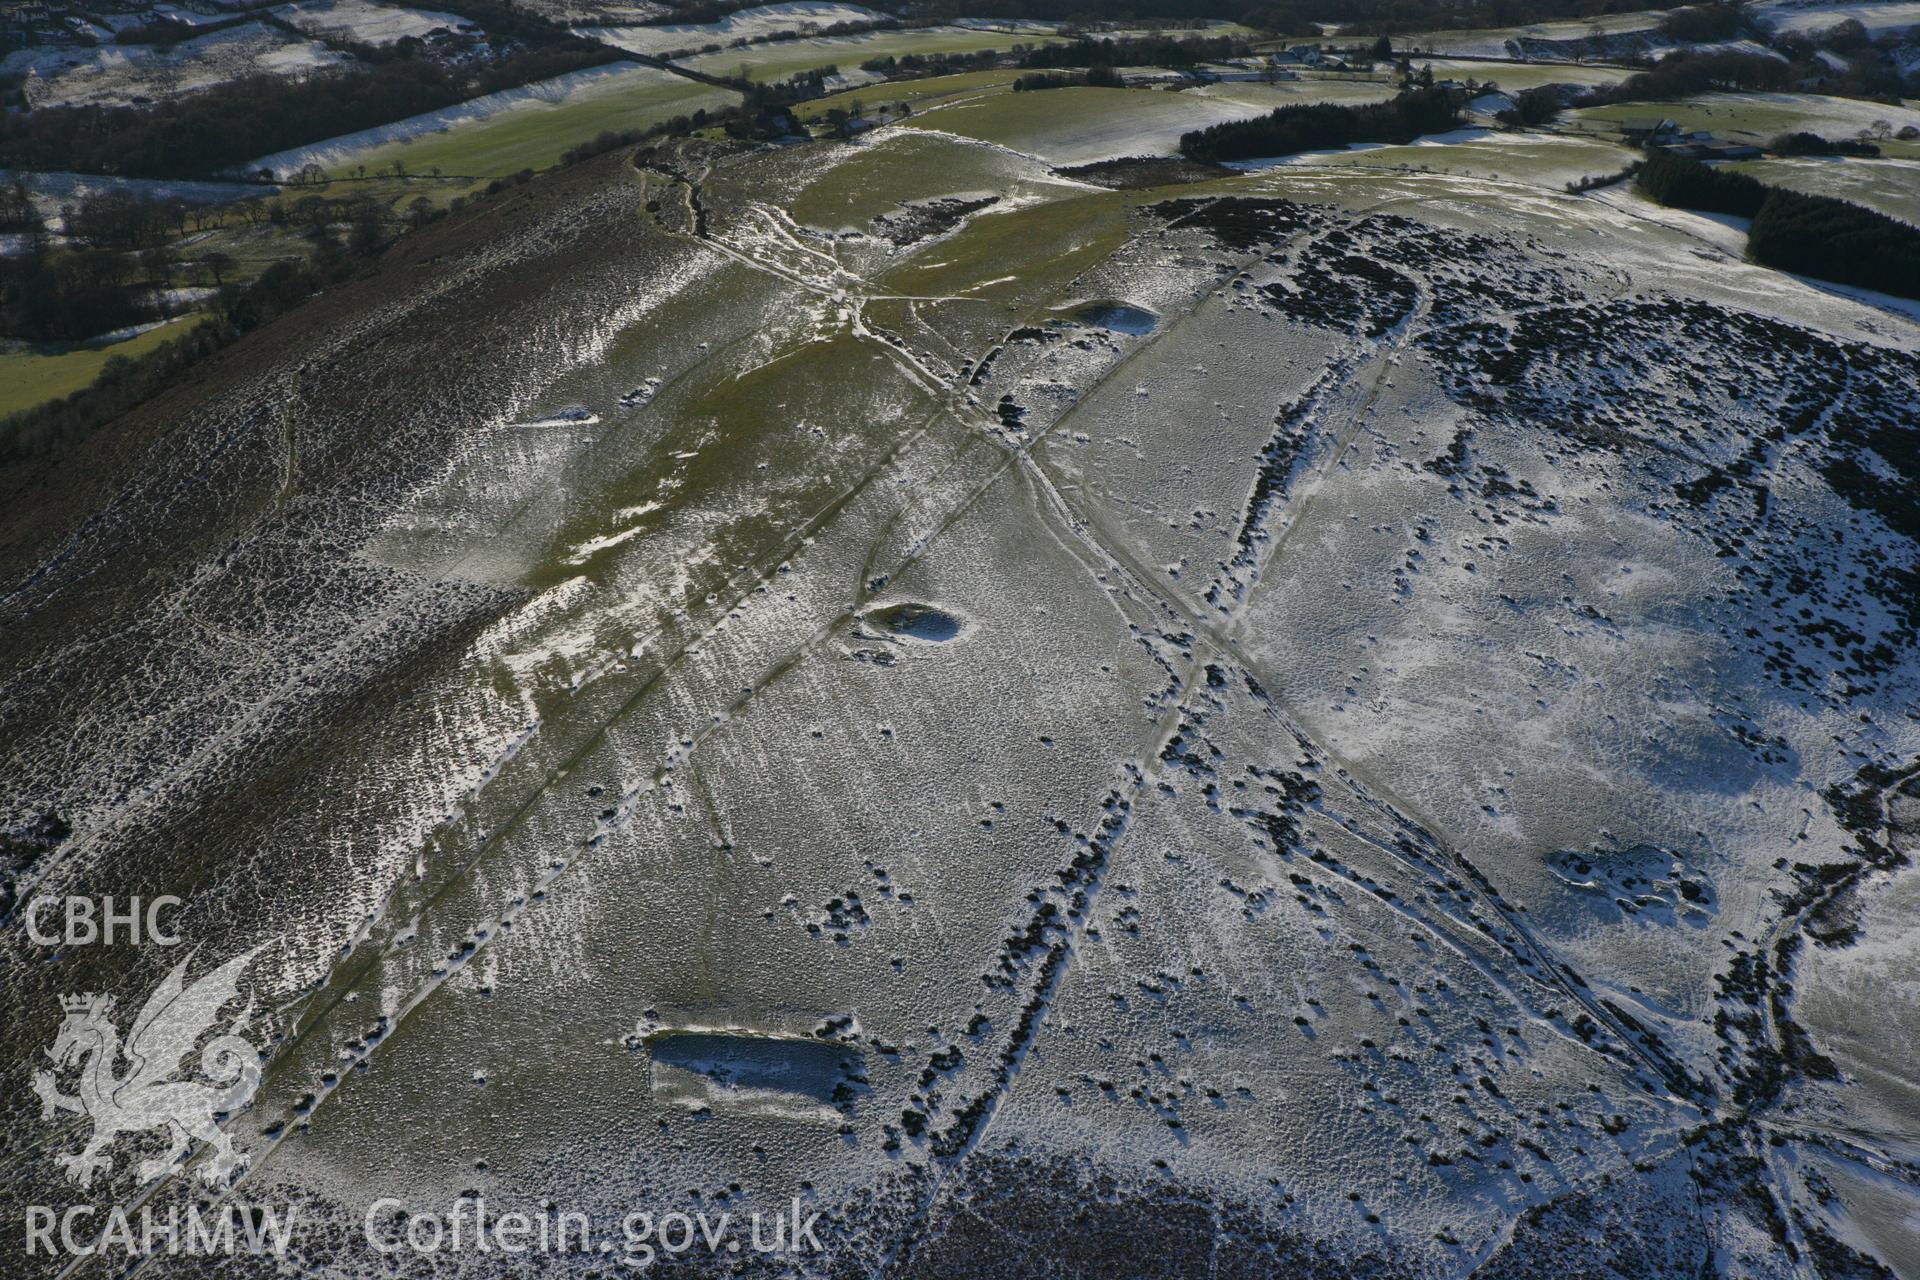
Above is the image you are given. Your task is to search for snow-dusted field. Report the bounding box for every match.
[891,85,1270,166]
[1575,89,1920,149]
[584,1,882,58]
[245,61,677,176]
[1731,154,1920,226]
[0,21,348,109]
[1657,36,1786,58]
[949,16,1063,33]
[1397,9,1665,57]
[274,0,469,46]
[1224,128,1641,190]
[1753,0,1920,34]
[1406,55,1636,89]
[4,91,1918,1280]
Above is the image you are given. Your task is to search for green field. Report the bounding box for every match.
[1286,130,1640,188]
[0,314,200,419]
[680,26,1064,84]
[1572,92,1920,160]
[1187,79,1399,111]
[787,129,1047,229]
[797,67,1380,129]
[874,176,1133,313]
[175,175,479,266]
[795,69,1024,121]
[3,178,490,424]
[1383,8,1665,55]
[1137,21,1263,38]
[1407,57,1636,91]
[1727,156,1920,226]
[897,83,1263,166]
[317,70,739,180]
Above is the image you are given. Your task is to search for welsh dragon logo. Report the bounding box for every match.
[32,948,264,1189]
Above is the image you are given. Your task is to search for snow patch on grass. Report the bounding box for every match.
[583,1,882,59]
[275,0,470,46]
[2,22,348,109]
[244,61,670,176]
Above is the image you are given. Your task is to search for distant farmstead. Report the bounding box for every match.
[1269,45,1345,70]
[1614,117,1763,160]
[1618,117,1681,144]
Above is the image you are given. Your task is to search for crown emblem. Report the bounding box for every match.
[60,993,103,1014]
